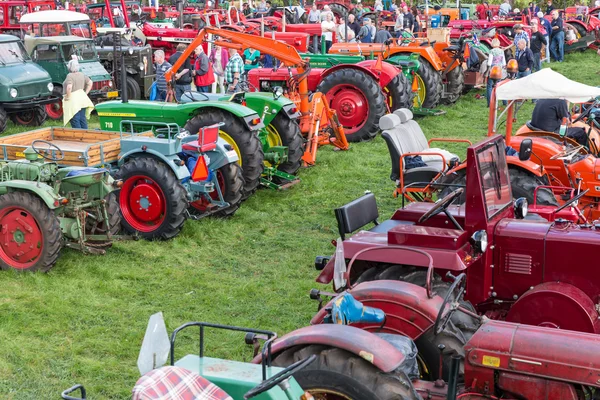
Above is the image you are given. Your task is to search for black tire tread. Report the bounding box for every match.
[386,72,414,111]
[184,109,264,201]
[267,113,303,181]
[417,58,443,109]
[114,157,187,240]
[441,65,464,105]
[0,192,62,272]
[317,68,387,142]
[510,168,558,206]
[0,108,7,133]
[10,105,47,127]
[125,75,142,100]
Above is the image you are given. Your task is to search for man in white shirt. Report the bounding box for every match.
[320,5,334,22]
[499,0,511,16]
[321,13,336,52]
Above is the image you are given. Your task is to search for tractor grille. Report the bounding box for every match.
[504,253,532,275]
[92,80,111,91]
[18,82,47,98]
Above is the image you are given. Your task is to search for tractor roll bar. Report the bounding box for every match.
[346,246,436,298]
[169,321,277,381]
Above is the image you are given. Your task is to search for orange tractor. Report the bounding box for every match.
[328,35,470,108]
[166,27,349,166]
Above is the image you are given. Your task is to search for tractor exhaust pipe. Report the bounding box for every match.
[447,355,461,400]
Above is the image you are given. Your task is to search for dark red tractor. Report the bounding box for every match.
[0,0,55,35]
[314,134,600,336]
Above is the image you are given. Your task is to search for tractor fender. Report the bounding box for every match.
[186,103,265,131]
[319,63,382,86]
[388,46,444,71]
[311,281,443,340]
[0,181,61,210]
[119,150,190,181]
[354,59,401,88]
[125,67,138,76]
[506,282,600,334]
[241,92,297,127]
[252,324,407,373]
[506,158,545,178]
[203,138,239,171]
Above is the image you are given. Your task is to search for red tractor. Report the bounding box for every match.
[313,133,600,337]
[0,0,55,35]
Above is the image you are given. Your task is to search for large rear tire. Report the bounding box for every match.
[509,168,558,206]
[184,110,264,201]
[0,192,62,272]
[441,65,464,105]
[115,157,188,240]
[385,72,413,111]
[9,105,47,127]
[125,75,142,100]
[414,58,443,109]
[189,162,244,218]
[329,4,349,22]
[273,345,419,399]
[265,113,303,183]
[317,68,387,142]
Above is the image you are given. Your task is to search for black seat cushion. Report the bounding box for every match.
[335,193,379,236]
[369,219,415,233]
[526,120,542,131]
[382,131,402,181]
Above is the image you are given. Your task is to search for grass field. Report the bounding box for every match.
[0,50,598,399]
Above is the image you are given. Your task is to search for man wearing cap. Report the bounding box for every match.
[537,11,551,62]
[505,24,529,56]
[357,18,375,43]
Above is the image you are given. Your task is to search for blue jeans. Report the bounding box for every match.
[175,84,191,101]
[156,90,167,101]
[550,31,564,62]
[197,85,211,93]
[517,70,531,79]
[70,108,88,129]
[544,35,550,62]
[533,52,542,72]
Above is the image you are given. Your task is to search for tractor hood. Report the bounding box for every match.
[0,62,52,87]
[78,61,111,81]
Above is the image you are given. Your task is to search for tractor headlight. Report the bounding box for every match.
[9,88,17,98]
[128,47,134,55]
[47,82,54,92]
[513,197,528,219]
[108,81,113,88]
[273,86,283,100]
[138,62,145,71]
[470,230,488,254]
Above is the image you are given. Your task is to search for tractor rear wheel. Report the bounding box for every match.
[273,345,419,399]
[46,86,63,120]
[317,68,387,142]
[184,110,264,201]
[385,72,413,111]
[10,106,47,127]
[115,157,188,240]
[329,4,349,22]
[189,162,244,218]
[0,192,62,272]
[266,113,303,183]
[414,58,443,109]
[441,65,464,105]
[125,75,142,100]
[510,168,558,206]
[0,108,7,133]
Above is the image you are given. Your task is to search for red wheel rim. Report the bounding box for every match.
[0,207,44,269]
[190,170,223,212]
[326,84,369,135]
[119,175,166,232]
[14,111,35,125]
[46,102,63,120]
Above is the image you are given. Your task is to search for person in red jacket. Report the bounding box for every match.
[476,0,490,20]
[193,46,214,93]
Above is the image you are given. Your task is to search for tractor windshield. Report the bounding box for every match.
[476,140,512,220]
[62,41,97,62]
[0,41,31,65]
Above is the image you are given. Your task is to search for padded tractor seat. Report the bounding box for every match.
[132,366,233,400]
[335,192,414,240]
[525,120,542,131]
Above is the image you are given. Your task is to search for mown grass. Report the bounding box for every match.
[0,50,598,399]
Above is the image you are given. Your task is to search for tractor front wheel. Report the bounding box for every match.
[317,68,387,142]
[185,110,264,201]
[266,113,303,182]
[0,192,62,272]
[85,193,122,237]
[273,345,418,399]
[189,162,244,218]
[385,72,413,111]
[509,168,558,206]
[10,105,47,127]
[115,157,188,240]
[46,86,63,120]
[125,75,142,100]
[441,65,465,105]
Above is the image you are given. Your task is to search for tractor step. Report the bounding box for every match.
[260,168,300,190]
[412,107,447,117]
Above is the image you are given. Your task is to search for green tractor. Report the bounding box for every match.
[96,91,303,198]
[0,142,121,272]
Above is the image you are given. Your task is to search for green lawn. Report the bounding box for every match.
[0,50,598,399]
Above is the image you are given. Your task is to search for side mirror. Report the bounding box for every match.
[519,138,532,161]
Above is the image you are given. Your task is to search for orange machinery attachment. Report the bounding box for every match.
[165,27,349,167]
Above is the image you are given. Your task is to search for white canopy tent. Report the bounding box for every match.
[19,10,89,24]
[496,69,600,103]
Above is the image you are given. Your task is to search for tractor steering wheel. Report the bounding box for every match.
[433,273,466,336]
[418,188,464,225]
[243,355,316,399]
[549,145,584,161]
[573,102,596,124]
[553,189,590,214]
[31,140,65,161]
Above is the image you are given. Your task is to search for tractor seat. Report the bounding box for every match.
[380,111,457,186]
[443,44,460,53]
[335,192,414,240]
[181,124,220,153]
[525,120,543,131]
[132,366,233,400]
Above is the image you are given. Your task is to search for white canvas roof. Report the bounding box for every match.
[19,10,90,24]
[496,69,600,103]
